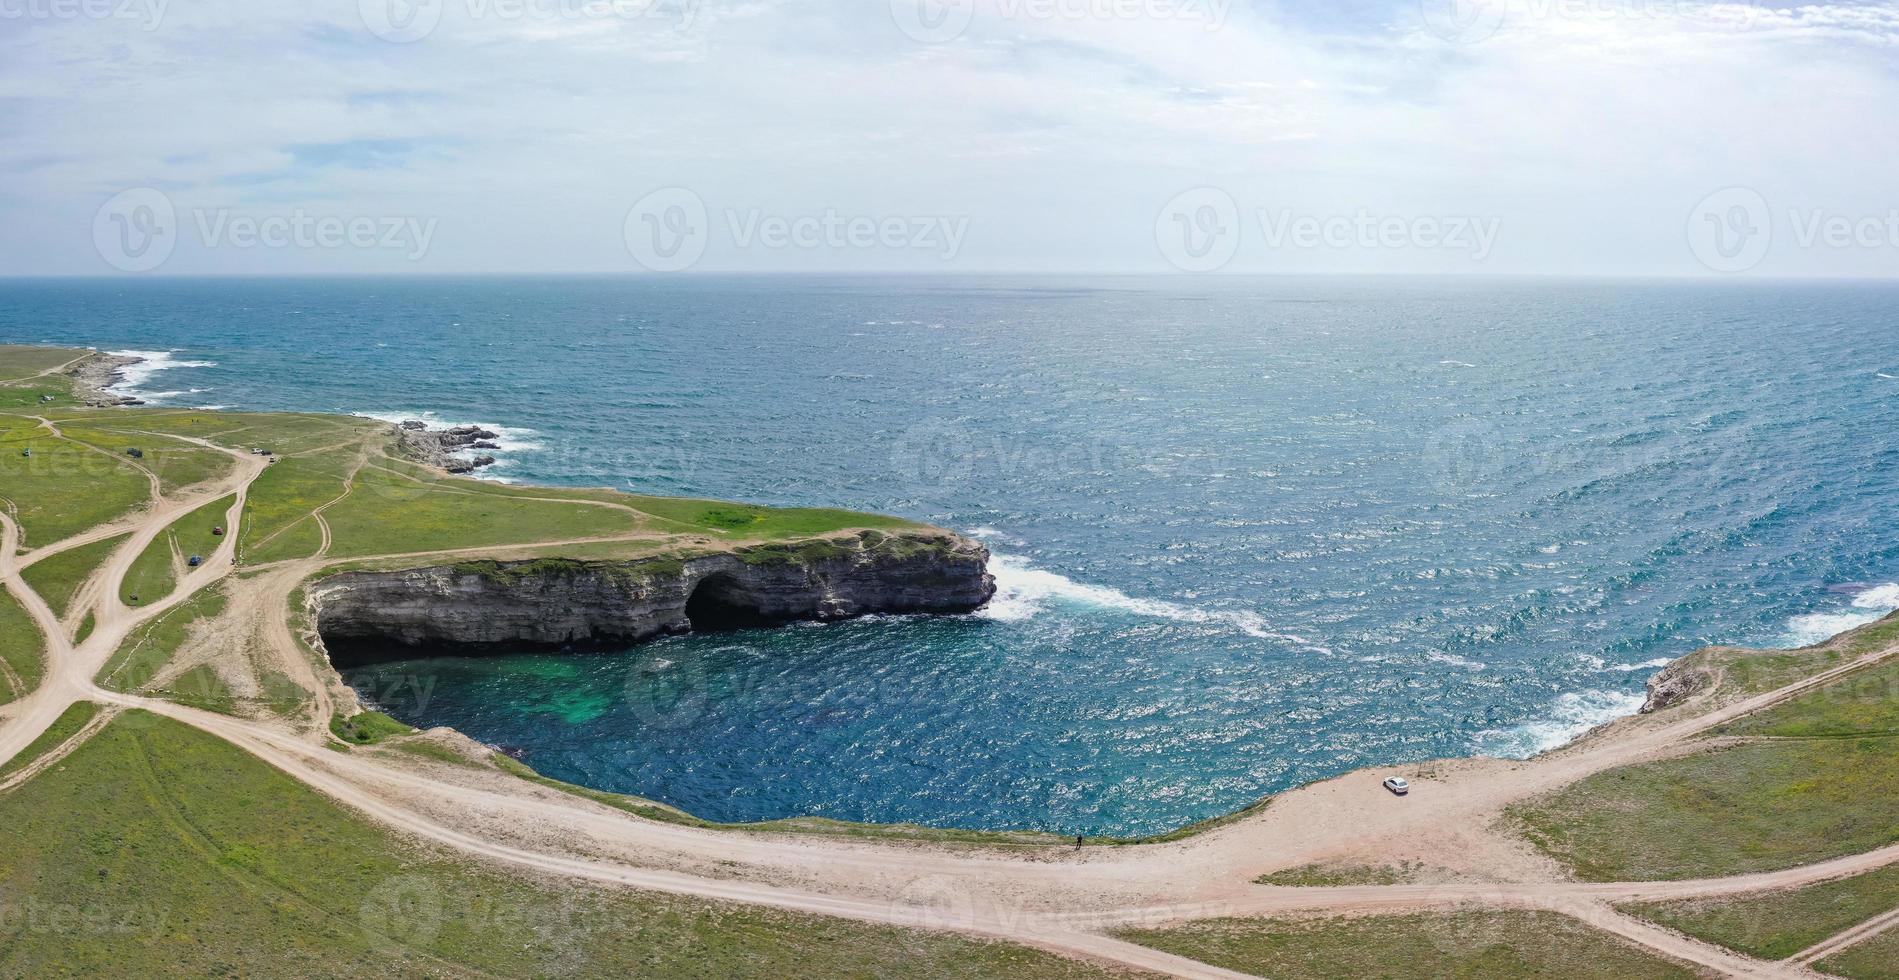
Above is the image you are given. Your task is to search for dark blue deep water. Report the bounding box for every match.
[6,276,1899,836]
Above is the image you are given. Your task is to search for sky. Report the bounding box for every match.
[1,0,1897,276]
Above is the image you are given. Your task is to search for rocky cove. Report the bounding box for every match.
[308,529,997,666]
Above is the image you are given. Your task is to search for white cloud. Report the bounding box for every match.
[1,0,1896,274]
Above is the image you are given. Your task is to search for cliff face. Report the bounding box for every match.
[310,529,994,665]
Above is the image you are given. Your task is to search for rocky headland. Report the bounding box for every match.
[309,529,996,664]
[67,352,147,406]
[394,420,503,474]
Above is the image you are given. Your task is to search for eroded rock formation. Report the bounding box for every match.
[309,529,994,665]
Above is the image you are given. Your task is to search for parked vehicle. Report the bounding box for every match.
[1382,776,1410,796]
[187,555,203,567]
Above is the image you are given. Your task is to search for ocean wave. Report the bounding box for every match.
[353,410,545,454]
[977,553,1334,653]
[1470,689,1645,759]
[1779,581,1899,648]
[106,349,216,404]
[967,526,1027,547]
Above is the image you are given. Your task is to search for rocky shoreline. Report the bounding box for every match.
[67,351,146,407]
[309,530,997,664]
[394,420,503,474]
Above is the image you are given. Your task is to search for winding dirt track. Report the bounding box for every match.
[4,417,1899,978]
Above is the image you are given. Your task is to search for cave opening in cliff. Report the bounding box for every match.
[684,573,775,632]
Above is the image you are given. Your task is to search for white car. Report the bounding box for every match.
[1382,776,1410,796]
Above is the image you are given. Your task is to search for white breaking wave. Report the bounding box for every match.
[1610,657,1674,672]
[1780,582,1899,648]
[354,410,545,454]
[977,553,1334,654]
[1427,651,1486,670]
[967,526,1027,547]
[1470,689,1646,759]
[107,349,216,404]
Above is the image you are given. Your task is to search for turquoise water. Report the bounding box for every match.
[6,276,1899,836]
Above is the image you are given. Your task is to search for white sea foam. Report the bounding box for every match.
[106,349,216,404]
[977,553,1333,653]
[1427,651,1486,670]
[1609,657,1674,672]
[1470,688,1646,759]
[967,526,1027,547]
[354,410,545,454]
[1780,582,1899,648]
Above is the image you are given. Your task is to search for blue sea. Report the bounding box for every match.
[6,275,1898,836]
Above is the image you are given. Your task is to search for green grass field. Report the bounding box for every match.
[0,345,86,382]
[119,493,234,604]
[1511,739,1899,881]
[317,462,646,559]
[20,532,128,621]
[0,710,1120,979]
[0,584,46,704]
[1626,862,1899,960]
[56,423,235,495]
[1118,910,1696,979]
[0,427,152,549]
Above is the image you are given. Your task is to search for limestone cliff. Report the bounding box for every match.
[310,529,994,665]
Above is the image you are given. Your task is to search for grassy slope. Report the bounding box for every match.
[1118,910,1696,979]
[0,711,1122,980]
[1510,739,1899,881]
[1627,862,1899,960]
[19,532,129,620]
[0,584,46,704]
